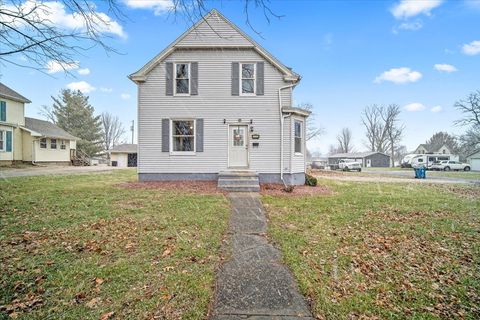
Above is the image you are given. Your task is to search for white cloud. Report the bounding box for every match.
[5,0,126,38]
[431,106,443,113]
[397,21,423,31]
[78,68,90,75]
[46,60,79,73]
[462,40,480,55]
[404,103,426,112]
[434,64,457,73]
[391,0,443,19]
[124,0,173,15]
[374,67,422,84]
[66,81,96,93]
[120,93,131,100]
[100,87,113,93]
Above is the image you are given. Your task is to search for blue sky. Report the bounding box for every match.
[1,0,480,154]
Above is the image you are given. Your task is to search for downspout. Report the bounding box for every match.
[31,138,39,165]
[278,83,296,186]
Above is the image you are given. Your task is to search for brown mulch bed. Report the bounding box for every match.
[260,183,332,197]
[118,181,226,195]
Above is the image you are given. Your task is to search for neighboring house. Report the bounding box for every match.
[466,150,480,171]
[414,143,452,155]
[129,9,309,185]
[328,152,390,168]
[0,82,77,165]
[110,144,137,167]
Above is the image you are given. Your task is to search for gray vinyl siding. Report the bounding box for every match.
[176,13,252,47]
[137,48,294,174]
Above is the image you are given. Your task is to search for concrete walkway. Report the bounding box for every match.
[210,193,313,320]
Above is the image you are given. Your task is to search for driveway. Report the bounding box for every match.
[0,165,129,179]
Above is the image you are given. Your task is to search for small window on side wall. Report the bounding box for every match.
[175,63,190,95]
[294,120,303,154]
[0,130,4,151]
[60,140,66,149]
[51,138,57,149]
[40,138,47,149]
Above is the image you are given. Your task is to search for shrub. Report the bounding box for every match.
[305,173,318,187]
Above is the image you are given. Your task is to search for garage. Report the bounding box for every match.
[466,150,480,171]
[110,144,137,167]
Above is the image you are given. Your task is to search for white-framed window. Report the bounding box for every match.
[0,130,4,151]
[40,138,47,149]
[51,138,57,149]
[294,120,303,154]
[60,139,66,150]
[171,119,195,154]
[175,63,190,95]
[240,63,256,95]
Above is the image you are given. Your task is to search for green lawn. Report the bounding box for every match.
[0,170,229,319]
[264,180,480,319]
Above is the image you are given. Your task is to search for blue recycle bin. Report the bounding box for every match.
[414,167,426,179]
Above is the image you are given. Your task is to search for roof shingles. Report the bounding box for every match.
[0,82,31,103]
[23,117,78,140]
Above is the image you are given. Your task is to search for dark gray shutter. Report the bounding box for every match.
[0,101,6,121]
[256,62,264,95]
[196,119,204,152]
[191,62,198,95]
[162,119,169,152]
[165,62,173,96]
[231,62,239,96]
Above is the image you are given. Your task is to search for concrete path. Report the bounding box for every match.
[210,193,313,320]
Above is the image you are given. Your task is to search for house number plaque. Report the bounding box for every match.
[251,133,260,139]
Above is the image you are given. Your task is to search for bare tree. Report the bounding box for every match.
[1,0,281,72]
[381,104,404,167]
[0,0,124,73]
[38,105,56,123]
[296,102,324,141]
[101,112,125,159]
[361,105,388,152]
[454,90,480,127]
[336,128,354,153]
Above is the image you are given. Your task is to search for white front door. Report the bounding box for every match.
[229,125,248,168]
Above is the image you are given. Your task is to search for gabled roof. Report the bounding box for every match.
[415,143,450,153]
[129,9,300,83]
[110,144,137,153]
[329,151,390,158]
[0,82,31,103]
[22,117,78,140]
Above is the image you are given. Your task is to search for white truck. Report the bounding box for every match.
[337,159,362,172]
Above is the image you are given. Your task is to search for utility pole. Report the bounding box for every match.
[131,120,134,144]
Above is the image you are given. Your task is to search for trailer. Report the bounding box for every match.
[409,154,459,169]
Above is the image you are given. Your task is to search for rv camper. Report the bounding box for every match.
[408,154,459,169]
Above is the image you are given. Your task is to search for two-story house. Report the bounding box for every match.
[0,82,78,165]
[129,9,310,189]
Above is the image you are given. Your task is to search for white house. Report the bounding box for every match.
[110,144,137,167]
[129,9,309,187]
[414,143,452,155]
[466,150,480,171]
[0,82,77,165]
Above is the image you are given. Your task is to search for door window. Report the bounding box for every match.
[232,128,245,146]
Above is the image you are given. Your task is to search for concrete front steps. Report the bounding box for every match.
[217,170,260,192]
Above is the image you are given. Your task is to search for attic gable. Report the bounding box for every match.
[129,9,299,83]
[176,11,252,47]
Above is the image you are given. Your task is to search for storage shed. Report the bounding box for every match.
[110,144,137,167]
[466,150,480,171]
[328,152,390,168]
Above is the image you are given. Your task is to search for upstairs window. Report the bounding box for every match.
[171,120,195,153]
[40,138,47,149]
[60,140,66,149]
[175,63,190,95]
[294,120,303,154]
[51,138,57,149]
[241,63,255,94]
